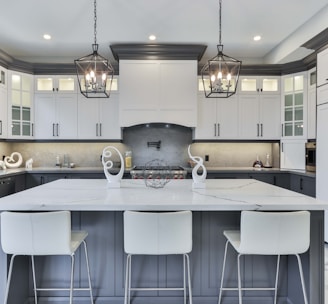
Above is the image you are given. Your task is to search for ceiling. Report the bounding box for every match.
[0,0,328,67]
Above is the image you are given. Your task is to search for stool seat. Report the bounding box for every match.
[1,211,94,304]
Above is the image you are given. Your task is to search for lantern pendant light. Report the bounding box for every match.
[201,0,242,98]
[75,0,114,98]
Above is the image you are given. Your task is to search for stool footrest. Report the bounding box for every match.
[35,288,92,291]
[220,287,276,291]
[130,287,185,291]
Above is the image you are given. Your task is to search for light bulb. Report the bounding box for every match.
[85,74,91,81]
[217,71,222,79]
[102,73,107,81]
[227,73,232,81]
[211,75,216,82]
[90,70,95,79]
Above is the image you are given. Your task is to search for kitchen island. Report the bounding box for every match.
[0,179,326,304]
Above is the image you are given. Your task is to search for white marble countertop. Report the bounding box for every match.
[0,179,325,211]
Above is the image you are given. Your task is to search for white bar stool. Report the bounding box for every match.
[0,211,94,304]
[218,210,310,304]
[123,210,193,304]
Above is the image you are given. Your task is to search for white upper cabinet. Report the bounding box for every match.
[317,47,328,87]
[34,93,77,139]
[8,71,34,139]
[239,76,280,95]
[281,72,307,139]
[35,75,77,93]
[78,90,121,140]
[119,60,197,127]
[239,94,281,140]
[194,93,239,140]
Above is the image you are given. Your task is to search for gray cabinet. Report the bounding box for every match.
[0,177,15,197]
[290,175,316,197]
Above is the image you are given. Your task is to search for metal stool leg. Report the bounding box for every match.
[31,255,38,304]
[218,240,229,304]
[274,255,281,304]
[4,254,16,304]
[82,240,94,304]
[296,254,309,304]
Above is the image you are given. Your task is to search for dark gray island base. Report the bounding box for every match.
[0,179,325,304]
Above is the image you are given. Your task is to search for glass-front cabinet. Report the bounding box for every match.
[35,76,76,93]
[239,76,280,94]
[8,71,34,138]
[281,73,307,138]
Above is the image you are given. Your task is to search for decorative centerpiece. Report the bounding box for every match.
[188,145,207,188]
[4,152,23,168]
[143,159,171,189]
[102,146,124,188]
[0,160,6,170]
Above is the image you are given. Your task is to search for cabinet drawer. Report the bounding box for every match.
[317,84,328,105]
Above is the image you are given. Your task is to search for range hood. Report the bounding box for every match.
[111,45,206,128]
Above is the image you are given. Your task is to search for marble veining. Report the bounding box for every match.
[0,179,326,211]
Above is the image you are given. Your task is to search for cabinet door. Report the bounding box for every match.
[194,96,217,139]
[260,95,280,139]
[239,95,259,139]
[217,96,239,138]
[99,94,121,139]
[77,96,99,139]
[317,48,328,87]
[159,61,197,126]
[0,87,7,138]
[280,140,306,170]
[56,94,78,139]
[34,94,56,138]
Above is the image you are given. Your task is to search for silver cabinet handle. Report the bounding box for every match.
[32,123,34,137]
[217,123,220,137]
[99,123,102,137]
[56,123,59,137]
[260,123,263,137]
[281,124,284,137]
[96,123,99,136]
[0,120,2,135]
[214,123,216,137]
[52,123,55,137]
[257,124,259,137]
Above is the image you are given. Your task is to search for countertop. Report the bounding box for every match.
[0,178,325,211]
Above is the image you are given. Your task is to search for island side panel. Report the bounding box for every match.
[0,210,323,304]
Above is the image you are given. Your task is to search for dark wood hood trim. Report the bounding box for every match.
[110,43,207,61]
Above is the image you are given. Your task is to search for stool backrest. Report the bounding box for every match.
[239,210,310,255]
[124,211,192,255]
[1,211,72,255]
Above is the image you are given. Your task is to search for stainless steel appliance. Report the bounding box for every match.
[305,142,316,172]
[130,165,187,180]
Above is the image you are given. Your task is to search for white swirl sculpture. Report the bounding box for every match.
[188,145,207,189]
[102,146,124,188]
[4,152,23,168]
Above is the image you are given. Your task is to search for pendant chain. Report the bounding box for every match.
[219,0,222,45]
[94,0,97,45]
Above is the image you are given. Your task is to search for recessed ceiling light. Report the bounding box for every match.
[43,34,51,40]
[149,35,156,41]
[253,35,261,41]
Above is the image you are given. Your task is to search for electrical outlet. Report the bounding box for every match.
[205,155,209,161]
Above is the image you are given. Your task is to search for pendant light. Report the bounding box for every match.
[201,0,241,98]
[75,0,114,98]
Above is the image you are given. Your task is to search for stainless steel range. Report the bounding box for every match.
[130,165,187,180]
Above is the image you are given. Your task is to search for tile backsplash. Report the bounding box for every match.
[0,125,279,168]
